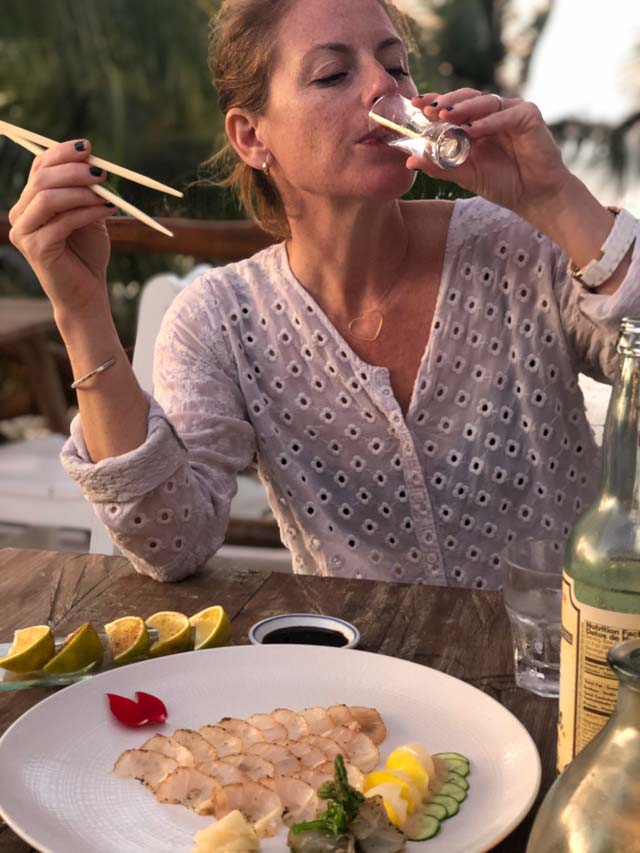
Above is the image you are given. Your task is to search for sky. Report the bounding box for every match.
[399,0,640,210]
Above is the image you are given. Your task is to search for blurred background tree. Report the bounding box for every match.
[1,0,638,352]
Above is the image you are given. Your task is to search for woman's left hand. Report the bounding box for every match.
[408,89,570,219]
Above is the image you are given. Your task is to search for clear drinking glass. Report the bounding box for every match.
[501,539,563,698]
[368,92,470,169]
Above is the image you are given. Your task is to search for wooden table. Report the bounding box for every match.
[0,299,69,434]
[0,548,556,852]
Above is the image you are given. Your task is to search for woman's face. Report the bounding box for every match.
[257,0,418,206]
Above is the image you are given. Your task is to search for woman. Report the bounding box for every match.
[8,0,640,588]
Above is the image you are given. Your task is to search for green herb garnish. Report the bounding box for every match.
[291,754,364,835]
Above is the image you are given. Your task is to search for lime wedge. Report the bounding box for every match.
[43,622,103,674]
[104,616,150,664]
[0,625,55,673]
[189,605,231,650]
[145,611,192,657]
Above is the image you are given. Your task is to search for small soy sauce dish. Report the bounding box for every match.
[249,613,360,649]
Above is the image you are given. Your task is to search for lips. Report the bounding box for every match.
[357,126,393,145]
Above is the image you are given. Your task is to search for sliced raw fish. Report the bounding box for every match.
[300,706,334,735]
[327,704,359,729]
[247,741,300,774]
[246,713,288,742]
[217,717,265,749]
[286,740,327,768]
[196,758,250,785]
[271,708,310,741]
[112,749,177,791]
[199,724,243,756]
[348,706,387,746]
[222,752,275,781]
[327,726,379,772]
[172,729,218,764]
[273,775,320,825]
[140,734,195,767]
[301,734,341,760]
[214,781,282,838]
[154,766,221,814]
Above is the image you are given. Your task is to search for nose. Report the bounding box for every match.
[364,61,400,110]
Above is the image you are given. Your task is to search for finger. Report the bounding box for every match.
[11,187,112,240]
[463,100,539,139]
[31,138,92,172]
[439,93,520,126]
[417,88,483,120]
[32,204,113,251]
[10,160,109,223]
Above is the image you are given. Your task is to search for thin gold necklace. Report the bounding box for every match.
[346,239,410,343]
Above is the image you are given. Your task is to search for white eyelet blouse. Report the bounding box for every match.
[61,197,640,589]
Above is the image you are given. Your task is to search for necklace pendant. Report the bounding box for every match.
[348,310,383,342]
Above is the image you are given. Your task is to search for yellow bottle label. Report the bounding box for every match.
[558,572,640,772]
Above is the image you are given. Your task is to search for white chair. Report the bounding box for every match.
[578,373,612,446]
[89,266,292,573]
[0,434,93,534]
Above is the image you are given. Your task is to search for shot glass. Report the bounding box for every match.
[368,92,470,169]
[501,539,564,698]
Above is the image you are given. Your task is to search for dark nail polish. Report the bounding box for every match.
[430,101,438,107]
[74,140,86,151]
[105,202,116,207]
[446,106,454,111]
[89,166,103,177]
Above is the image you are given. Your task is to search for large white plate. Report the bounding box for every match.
[0,645,540,853]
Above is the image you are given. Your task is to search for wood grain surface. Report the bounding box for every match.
[0,548,556,852]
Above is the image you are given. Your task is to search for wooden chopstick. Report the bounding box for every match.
[1,130,174,238]
[0,119,183,198]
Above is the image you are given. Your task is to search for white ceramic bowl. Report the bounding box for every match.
[248,613,360,649]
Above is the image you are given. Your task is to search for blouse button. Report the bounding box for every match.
[419,504,428,513]
[427,552,437,564]
[382,388,392,397]
[331,555,343,568]
[411,473,421,484]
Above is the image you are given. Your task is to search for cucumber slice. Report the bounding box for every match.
[422,801,448,821]
[439,781,467,803]
[444,759,469,777]
[433,752,469,764]
[447,770,469,791]
[404,813,440,841]
[430,793,459,817]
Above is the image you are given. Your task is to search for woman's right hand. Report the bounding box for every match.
[8,139,115,318]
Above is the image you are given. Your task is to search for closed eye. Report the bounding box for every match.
[314,72,348,86]
[388,67,409,78]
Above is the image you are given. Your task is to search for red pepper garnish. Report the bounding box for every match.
[135,691,167,723]
[106,691,167,727]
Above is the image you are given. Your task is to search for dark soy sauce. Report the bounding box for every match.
[262,626,349,647]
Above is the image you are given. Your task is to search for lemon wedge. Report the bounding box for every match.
[189,605,231,650]
[364,769,418,811]
[0,625,55,673]
[364,783,408,827]
[43,622,103,674]
[396,742,436,782]
[386,747,430,797]
[145,611,192,657]
[104,616,150,664]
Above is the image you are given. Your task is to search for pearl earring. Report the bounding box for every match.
[261,160,270,176]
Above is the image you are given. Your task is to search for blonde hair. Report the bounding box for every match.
[204,0,417,239]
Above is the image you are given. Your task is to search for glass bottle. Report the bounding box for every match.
[526,638,640,852]
[557,317,640,773]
